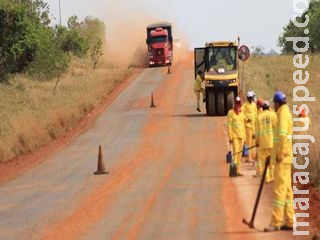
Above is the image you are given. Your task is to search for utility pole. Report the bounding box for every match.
[59,0,62,25]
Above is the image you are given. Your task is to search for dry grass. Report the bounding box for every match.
[244,54,320,185]
[0,57,132,162]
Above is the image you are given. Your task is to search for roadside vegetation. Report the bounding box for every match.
[278,0,320,53]
[244,0,320,187]
[0,0,132,162]
[244,55,320,187]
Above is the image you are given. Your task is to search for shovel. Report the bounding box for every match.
[242,156,271,229]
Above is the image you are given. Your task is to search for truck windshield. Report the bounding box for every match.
[151,36,167,44]
[206,47,237,72]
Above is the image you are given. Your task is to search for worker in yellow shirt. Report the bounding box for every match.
[253,98,264,177]
[298,106,311,127]
[256,98,264,114]
[264,91,295,232]
[227,96,246,176]
[194,70,205,112]
[255,101,277,182]
[294,106,311,166]
[242,91,257,162]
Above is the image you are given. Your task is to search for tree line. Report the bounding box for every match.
[278,0,320,54]
[0,0,105,81]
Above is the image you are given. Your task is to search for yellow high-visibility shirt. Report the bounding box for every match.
[255,107,263,134]
[273,104,293,164]
[227,109,246,140]
[256,110,277,149]
[242,102,257,130]
[194,74,202,91]
[295,116,311,129]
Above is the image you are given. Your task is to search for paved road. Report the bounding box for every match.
[0,58,304,240]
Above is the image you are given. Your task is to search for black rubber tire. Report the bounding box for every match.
[227,91,235,112]
[217,93,225,116]
[206,91,216,116]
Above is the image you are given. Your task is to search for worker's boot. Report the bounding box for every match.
[196,108,201,112]
[280,225,293,231]
[264,225,280,232]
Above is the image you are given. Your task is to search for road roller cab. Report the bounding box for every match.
[194,41,240,116]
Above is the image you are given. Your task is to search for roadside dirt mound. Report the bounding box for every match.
[294,181,320,235]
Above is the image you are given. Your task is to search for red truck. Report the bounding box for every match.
[146,22,173,67]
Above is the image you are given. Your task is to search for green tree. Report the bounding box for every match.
[55,24,89,57]
[27,26,69,80]
[0,0,50,77]
[278,0,320,53]
[90,39,103,69]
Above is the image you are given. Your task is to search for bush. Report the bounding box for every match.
[278,0,320,53]
[55,25,89,57]
[0,1,106,81]
[27,26,69,80]
[0,0,50,77]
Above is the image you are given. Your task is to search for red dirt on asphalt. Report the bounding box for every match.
[0,70,142,185]
[0,55,316,240]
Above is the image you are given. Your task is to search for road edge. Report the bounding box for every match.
[0,68,144,185]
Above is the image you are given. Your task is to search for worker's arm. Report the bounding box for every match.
[252,107,257,131]
[252,116,256,133]
[242,104,249,122]
[255,117,260,145]
[243,115,247,139]
[276,113,290,160]
[272,112,277,129]
[227,112,233,142]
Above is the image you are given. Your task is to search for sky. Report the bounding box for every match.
[46,0,298,53]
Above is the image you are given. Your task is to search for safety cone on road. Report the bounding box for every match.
[167,64,171,74]
[150,92,156,108]
[94,145,108,175]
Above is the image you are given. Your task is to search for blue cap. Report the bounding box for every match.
[273,91,286,103]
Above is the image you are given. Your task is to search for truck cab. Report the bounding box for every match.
[146,22,173,67]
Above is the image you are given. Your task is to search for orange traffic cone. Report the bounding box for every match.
[167,64,171,74]
[94,145,108,175]
[150,92,156,108]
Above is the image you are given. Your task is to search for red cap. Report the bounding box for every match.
[257,98,264,108]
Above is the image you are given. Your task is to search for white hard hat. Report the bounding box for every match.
[235,96,241,102]
[247,91,254,98]
[262,100,270,108]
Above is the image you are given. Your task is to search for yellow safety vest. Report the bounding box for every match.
[227,109,246,139]
[242,102,257,130]
[256,110,277,149]
[273,104,293,164]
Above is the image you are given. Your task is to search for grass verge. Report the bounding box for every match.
[245,54,320,186]
[0,57,132,162]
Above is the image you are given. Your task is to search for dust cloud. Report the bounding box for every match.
[96,1,189,67]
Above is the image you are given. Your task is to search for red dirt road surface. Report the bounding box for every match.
[0,57,310,240]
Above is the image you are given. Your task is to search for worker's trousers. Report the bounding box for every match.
[194,88,205,109]
[257,148,274,182]
[232,138,244,174]
[270,162,295,227]
[245,127,255,161]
